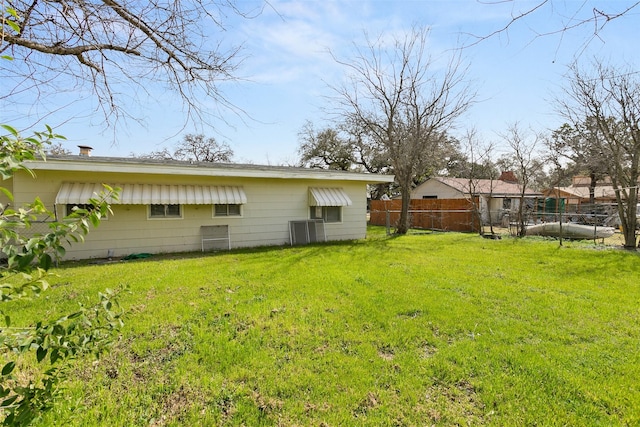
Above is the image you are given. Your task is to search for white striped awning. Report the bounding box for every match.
[308,187,352,206]
[55,182,247,205]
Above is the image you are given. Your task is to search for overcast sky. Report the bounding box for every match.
[2,1,638,164]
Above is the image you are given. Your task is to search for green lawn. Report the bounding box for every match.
[10,227,640,426]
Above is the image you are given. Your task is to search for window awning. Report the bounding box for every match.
[55,183,247,205]
[308,187,352,206]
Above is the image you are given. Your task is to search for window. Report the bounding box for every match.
[149,204,182,219]
[310,206,341,223]
[65,203,108,220]
[66,203,93,216]
[214,204,241,217]
[422,195,437,199]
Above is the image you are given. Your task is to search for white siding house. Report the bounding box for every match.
[12,156,394,260]
[411,174,541,224]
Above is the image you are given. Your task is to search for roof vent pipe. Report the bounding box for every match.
[78,145,93,156]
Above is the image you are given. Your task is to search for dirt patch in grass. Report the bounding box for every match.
[251,389,284,415]
[377,343,395,361]
[353,392,380,417]
[422,380,487,425]
[128,325,192,366]
[421,343,438,358]
[149,384,210,426]
[77,324,194,386]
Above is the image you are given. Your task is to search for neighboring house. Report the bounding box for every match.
[6,153,394,260]
[410,172,542,224]
[542,176,617,209]
[541,176,626,225]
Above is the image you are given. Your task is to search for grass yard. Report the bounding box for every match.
[7,227,640,426]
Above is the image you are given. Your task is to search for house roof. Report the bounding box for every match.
[431,177,541,197]
[25,155,395,184]
[544,185,618,200]
[571,175,612,187]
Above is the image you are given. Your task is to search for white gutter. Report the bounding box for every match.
[25,157,395,184]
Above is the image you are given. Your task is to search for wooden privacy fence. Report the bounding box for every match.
[370,198,480,232]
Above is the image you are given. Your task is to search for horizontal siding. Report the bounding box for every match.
[411,180,465,199]
[12,170,369,259]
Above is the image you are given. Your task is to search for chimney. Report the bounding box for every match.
[498,171,518,183]
[78,145,93,156]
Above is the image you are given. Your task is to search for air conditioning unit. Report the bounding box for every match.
[289,220,326,245]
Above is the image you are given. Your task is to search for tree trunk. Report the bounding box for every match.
[517,194,527,237]
[620,213,637,249]
[619,183,639,248]
[396,181,412,234]
[487,196,495,235]
[474,200,484,236]
[589,171,597,205]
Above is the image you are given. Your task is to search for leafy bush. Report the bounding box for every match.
[0,125,124,426]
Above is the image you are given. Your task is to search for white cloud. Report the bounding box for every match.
[236,1,354,85]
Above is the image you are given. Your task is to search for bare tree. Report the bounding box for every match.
[558,60,640,248]
[544,133,569,246]
[330,26,476,234]
[45,141,72,155]
[468,1,639,49]
[496,153,548,193]
[141,134,234,163]
[1,1,254,128]
[500,123,543,237]
[460,129,496,235]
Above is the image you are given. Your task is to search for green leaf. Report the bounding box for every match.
[1,124,18,136]
[0,395,18,408]
[0,186,15,201]
[7,20,20,33]
[39,253,52,271]
[52,324,65,336]
[1,361,15,376]
[17,253,35,270]
[50,349,60,365]
[36,346,48,363]
[7,7,19,19]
